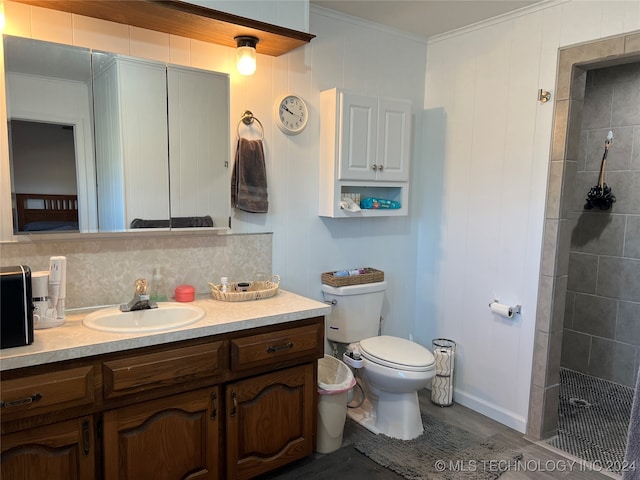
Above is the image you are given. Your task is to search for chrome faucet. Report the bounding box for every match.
[119,278,158,312]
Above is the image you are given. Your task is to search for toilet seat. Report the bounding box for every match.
[359,335,435,372]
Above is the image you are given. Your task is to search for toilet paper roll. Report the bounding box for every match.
[489,302,514,319]
[431,376,454,406]
[434,349,454,376]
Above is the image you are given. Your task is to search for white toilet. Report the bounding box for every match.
[321,281,435,440]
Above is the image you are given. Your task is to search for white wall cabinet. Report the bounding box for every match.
[92,55,230,231]
[93,55,170,231]
[167,66,230,229]
[319,88,411,218]
[336,93,410,182]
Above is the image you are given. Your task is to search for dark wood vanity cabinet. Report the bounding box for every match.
[226,323,320,479]
[226,364,315,480]
[0,316,324,480]
[103,387,220,480]
[1,415,96,479]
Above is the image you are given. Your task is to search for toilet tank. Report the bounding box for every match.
[321,281,387,343]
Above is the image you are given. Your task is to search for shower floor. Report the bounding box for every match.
[545,368,634,474]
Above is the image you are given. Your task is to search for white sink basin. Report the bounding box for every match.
[83,302,205,333]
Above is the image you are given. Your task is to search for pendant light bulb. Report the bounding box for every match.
[235,36,258,76]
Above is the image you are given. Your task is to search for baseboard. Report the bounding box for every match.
[453,389,527,433]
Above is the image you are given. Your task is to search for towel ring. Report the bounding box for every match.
[237,110,264,140]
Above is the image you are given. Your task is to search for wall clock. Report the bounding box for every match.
[274,94,308,135]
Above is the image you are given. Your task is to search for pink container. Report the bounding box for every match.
[174,284,195,302]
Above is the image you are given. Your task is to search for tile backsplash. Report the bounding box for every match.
[0,233,272,310]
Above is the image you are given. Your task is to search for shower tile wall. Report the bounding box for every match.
[562,62,640,387]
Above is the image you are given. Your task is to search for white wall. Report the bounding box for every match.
[233,7,428,341]
[417,0,640,432]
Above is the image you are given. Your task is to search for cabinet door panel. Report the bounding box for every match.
[93,54,170,230]
[226,364,314,480]
[103,387,219,480]
[377,98,411,181]
[1,416,95,480]
[168,66,230,229]
[338,93,377,181]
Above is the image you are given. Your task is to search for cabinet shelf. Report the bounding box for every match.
[334,184,407,218]
[11,0,315,56]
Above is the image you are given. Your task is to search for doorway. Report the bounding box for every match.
[9,119,79,232]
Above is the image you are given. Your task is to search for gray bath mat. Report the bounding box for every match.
[546,368,633,473]
[354,413,522,479]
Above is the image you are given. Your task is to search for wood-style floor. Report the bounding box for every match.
[265,390,620,480]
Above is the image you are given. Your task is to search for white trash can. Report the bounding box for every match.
[316,354,356,454]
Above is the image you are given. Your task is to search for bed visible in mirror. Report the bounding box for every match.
[14,194,79,233]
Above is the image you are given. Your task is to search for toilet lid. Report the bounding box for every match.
[359,336,435,372]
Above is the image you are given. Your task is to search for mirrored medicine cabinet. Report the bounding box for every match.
[3,35,231,236]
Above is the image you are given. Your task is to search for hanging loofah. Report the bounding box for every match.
[584,131,616,211]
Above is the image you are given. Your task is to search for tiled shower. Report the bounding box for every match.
[562,62,640,388]
[540,61,640,466]
[528,32,640,442]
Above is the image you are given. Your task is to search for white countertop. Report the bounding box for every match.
[0,290,330,371]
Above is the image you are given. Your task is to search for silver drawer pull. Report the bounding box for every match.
[1,393,43,408]
[266,342,293,353]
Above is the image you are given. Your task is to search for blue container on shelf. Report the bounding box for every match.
[360,197,400,209]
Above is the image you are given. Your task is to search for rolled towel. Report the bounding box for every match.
[171,215,214,228]
[130,216,214,229]
[130,218,170,228]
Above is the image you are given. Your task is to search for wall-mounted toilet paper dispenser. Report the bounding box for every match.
[488,300,521,319]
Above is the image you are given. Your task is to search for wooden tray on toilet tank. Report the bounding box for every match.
[321,268,384,287]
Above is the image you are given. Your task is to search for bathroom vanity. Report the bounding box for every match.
[0,291,329,480]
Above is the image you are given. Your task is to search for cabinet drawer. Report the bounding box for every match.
[0,366,95,420]
[103,341,224,399]
[231,324,321,371]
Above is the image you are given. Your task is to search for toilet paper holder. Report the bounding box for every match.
[488,300,521,318]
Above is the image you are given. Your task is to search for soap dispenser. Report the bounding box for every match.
[150,267,168,302]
